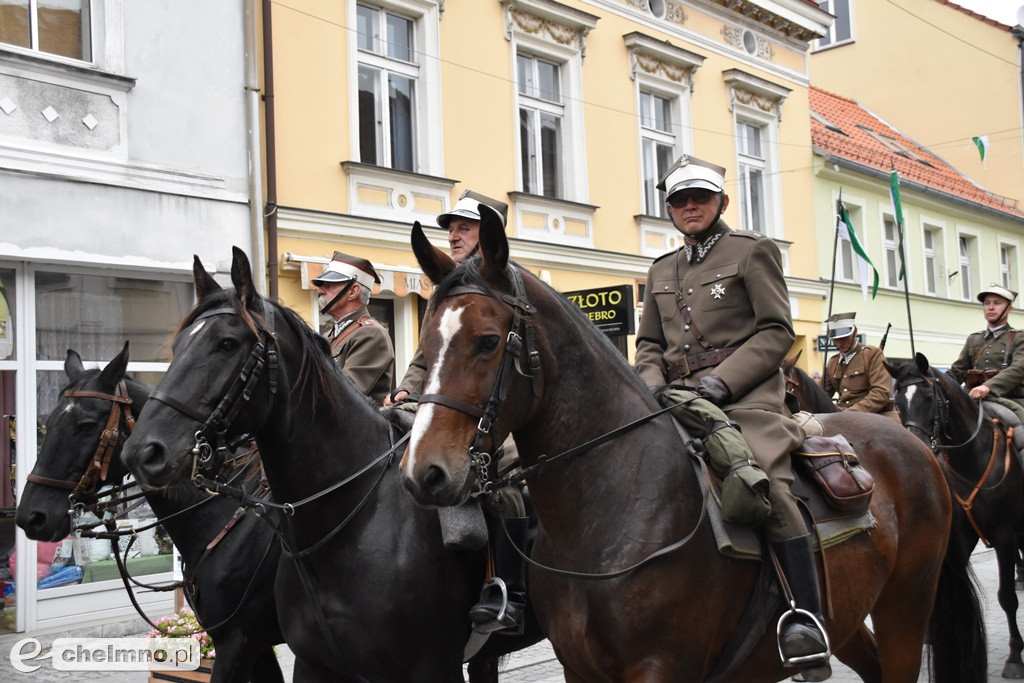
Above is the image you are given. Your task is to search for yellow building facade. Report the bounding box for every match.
[265,0,831,378]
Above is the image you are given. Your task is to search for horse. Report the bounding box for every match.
[398,208,987,683]
[15,342,285,683]
[119,248,542,681]
[782,353,839,414]
[889,352,1024,678]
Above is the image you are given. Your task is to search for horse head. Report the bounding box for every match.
[889,351,961,448]
[123,247,287,490]
[16,342,140,541]
[402,208,546,507]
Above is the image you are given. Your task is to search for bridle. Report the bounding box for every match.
[148,300,279,483]
[418,265,541,496]
[896,369,983,452]
[27,380,135,505]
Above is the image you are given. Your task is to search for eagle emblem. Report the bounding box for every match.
[710,284,725,300]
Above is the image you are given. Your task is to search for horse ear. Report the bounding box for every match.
[65,349,85,381]
[477,205,510,286]
[882,360,898,376]
[782,349,803,370]
[230,246,258,309]
[914,352,930,375]
[412,222,456,284]
[97,341,130,389]
[193,255,222,301]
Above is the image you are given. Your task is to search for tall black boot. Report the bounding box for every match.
[468,515,529,635]
[771,534,832,681]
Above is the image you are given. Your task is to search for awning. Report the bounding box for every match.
[282,253,433,298]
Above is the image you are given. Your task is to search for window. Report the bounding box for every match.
[922,226,944,297]
[816,0,852,49]
[1001,244,1017,291]
[736,120,768,234]
[356,3,418,172]
[639,90,676,218]
[882,215,900,287]
[0,0,92,61]
[517,53,564,198]
[837,205,863,282]
[959,234,977,300]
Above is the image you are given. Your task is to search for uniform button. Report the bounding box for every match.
[716,273,721,278]
[683,344,691,351]
[684,325,690,331]
[687,288,693,294]
[687,306,692,311]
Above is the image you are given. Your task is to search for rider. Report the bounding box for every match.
[311,251,395,405]
[634,154,831,680]
[385,189,530,636]
[822,312,899,421]
[948,284,1024,422]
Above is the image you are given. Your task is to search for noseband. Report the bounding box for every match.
[418,266,540,495]
[27,380,135,505]
[149,300,279,482]
[896,370,983,452]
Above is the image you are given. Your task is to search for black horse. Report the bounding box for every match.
[15,343,285,683]
[888,353,1024,678]
[120,248,542,681]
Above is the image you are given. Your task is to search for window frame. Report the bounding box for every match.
[921,222,945,298]
[999,240,1019,292]
[815,0,854,50]
[516,51,566,199]
[881,213,900,289]
[957,229,980,302]
[637,85,681,219]
[835,199,866,284]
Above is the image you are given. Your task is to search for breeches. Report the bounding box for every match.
[725,406,807,542]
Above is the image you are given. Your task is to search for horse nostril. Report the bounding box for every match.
[421,464,450,498]
[27,511,45,531]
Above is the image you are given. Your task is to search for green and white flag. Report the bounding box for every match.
[972,135,990,168]
[888,170,906,282]
[837,200,879,301]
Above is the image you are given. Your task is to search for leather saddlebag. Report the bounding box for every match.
[793,435,874,515]
[965,368,999,389]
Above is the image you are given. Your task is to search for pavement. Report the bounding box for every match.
[0,545,1014,681]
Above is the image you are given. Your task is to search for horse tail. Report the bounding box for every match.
[927,541,987,683]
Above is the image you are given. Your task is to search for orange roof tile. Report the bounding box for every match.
[934,0,1014,29]
[809,85,1024,220]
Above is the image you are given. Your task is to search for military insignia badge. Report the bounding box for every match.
[710,284,725,300]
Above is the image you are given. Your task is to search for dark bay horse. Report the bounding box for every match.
[889,352,1024,678]
[15,343,284,683]
[399,210,986,682]
[782,355,839,414]
[120,249,541,681]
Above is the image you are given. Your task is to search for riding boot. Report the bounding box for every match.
[771,534,832,681]
[468,515,529,635]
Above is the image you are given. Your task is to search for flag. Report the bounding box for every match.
[972,135,990,168]
[889,169,906,281]
[837,200,879,300]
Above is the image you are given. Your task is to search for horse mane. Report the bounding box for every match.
[429,257,654,401]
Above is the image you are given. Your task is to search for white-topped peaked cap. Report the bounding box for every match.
[977,284,1018,304]
[310,251,381,290]
[825,312,857,339]
[436,189,509,230]
[656,154,727,197]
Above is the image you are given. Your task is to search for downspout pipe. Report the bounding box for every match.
[262,0,279,301]
[244,0,266,295]
[1014,24,1024,177]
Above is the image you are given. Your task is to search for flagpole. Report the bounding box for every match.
[824,190,842,378]
[890,162,916,356]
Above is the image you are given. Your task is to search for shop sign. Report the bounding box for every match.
[563,285,635,336]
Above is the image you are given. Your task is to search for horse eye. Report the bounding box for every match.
[478,335,500,354]
[219,338,240,352]
[75,420,99,434]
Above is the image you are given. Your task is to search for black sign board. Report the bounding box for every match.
[816,334,865,352]
[564,284,635,336]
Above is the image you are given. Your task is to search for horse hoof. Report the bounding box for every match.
[1002,661,1024,678]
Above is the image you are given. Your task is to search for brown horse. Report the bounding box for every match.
[782,354,839,414]
[399,210,985,683]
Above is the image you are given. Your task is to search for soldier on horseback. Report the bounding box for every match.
[634,154,832,680]
[822,312,899,421]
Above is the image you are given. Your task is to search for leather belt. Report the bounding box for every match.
[667,347,739,382]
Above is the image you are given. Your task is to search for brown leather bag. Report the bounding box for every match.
[793,435,874,515]
[964,368,1000,389]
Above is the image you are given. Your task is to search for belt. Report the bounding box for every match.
[666,347,739,382]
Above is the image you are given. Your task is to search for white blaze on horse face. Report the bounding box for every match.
[405,306,465,478]
[904,384,918,409]
[188,320,208,337]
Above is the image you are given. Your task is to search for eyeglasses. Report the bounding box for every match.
[666,189,718,208]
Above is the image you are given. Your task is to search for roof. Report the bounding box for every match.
[934,0,1014,29]
[809,85,1024,220]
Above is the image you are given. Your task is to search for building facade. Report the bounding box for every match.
[0,1,258,634]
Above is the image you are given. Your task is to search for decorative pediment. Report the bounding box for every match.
[624,32,705,88]
[722,67,790,120]
[501,0,599,57]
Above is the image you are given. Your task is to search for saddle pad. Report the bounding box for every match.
[982,399,1024,466]
[692,451,876,560]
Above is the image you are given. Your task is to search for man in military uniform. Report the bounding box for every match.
[634,155,830,679]
[949,284,1024,419]
[311,251,394,405]
[385,190,530,637]
[822,313,899,421]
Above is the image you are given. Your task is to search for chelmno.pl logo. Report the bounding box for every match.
[9,637,200,673]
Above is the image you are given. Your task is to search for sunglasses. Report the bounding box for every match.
[667,189,718,208]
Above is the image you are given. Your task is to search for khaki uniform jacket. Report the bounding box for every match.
[824,342,897,417]
[396,346,427,397]
[634,220,806,538]
[328,307,395,405]
[949,327,1024,399]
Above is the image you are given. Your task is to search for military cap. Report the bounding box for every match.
[310,251,381,289]
[437,189,509,229]
[977,284,1018,304]
[826,312,857,339]
[657,154,727,197]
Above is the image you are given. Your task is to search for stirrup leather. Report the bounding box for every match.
[776,604,831,667]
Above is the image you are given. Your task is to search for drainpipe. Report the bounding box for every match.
[1014,23,1024,177]
[262,0,279,300]
[244,0,266,295]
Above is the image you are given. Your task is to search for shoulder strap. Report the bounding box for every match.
[1003,331,1018,368]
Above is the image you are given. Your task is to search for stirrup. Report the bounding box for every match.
[469,577,516,635]
[776,605,831,667]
